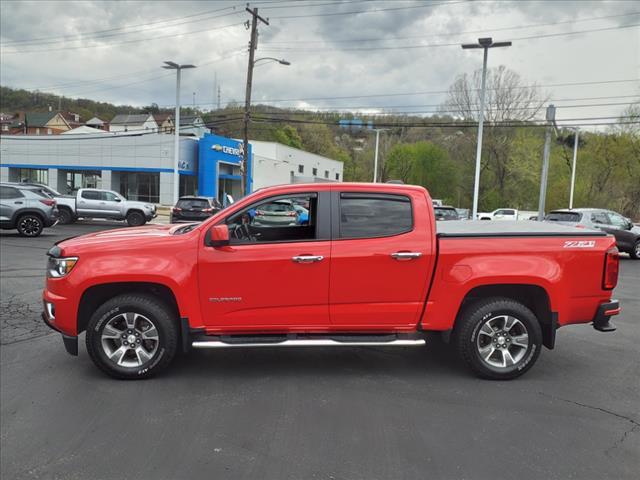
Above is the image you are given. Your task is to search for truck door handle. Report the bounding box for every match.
[391,252,422,260]
[14,201,23,204]
[292,255,324,263]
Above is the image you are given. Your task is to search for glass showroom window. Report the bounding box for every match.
[18,168,48,184]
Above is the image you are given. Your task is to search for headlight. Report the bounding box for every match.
[47,256,78,278]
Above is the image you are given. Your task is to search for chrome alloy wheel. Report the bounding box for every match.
[635,242,640,258]
[100,312,159,368]
[19,217,41,236]
[476,315,530,369]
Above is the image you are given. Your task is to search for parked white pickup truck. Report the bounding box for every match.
[477,208,538,221]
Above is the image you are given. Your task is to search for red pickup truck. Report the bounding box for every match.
[42,183,620,380]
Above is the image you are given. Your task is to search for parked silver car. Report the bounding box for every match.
[253,200,299,226]
[545,208,640,259]
[0,183,58,237]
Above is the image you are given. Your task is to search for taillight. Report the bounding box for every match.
[40,199,56,206]
[173,207,182,213]
[256,210,264,216]
[203,208,213,213]
[603,247,619,290]
[287,211,297,217]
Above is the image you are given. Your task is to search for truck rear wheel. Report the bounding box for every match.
[126,210,146,227]
[455,297,542,380]
[58,207,75,224]
[631,240,640,260]
[85,294,178,379]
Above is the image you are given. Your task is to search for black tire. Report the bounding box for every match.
[126,210,146,227]
[454,297,542,380]
[58,207,75,225]
[16,214,44,237]
[85,294,178,379]
[630,240,640,260]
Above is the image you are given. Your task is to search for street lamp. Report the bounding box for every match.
[371,128,389,183]
[461,37,511,219]
[162,61,196,204]
[568,127,580,209]
[242,56,290,195]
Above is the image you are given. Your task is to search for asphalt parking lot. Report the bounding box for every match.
[1,222,638,480]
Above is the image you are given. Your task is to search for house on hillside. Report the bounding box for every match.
[0,113,15,134]
[60,112,83,129]
[179,115,208,137]
[109,113,158,133]
[86,116,107,130]
[152,113,173,133]
[6,111,71,135]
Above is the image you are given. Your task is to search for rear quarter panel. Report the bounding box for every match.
[422,235,616,330]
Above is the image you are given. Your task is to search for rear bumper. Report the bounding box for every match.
[592,299,620,332]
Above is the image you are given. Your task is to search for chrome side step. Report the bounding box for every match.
[192,338,426,349]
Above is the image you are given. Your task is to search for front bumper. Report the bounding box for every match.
[592,299,620,332]
[42,311,78,356]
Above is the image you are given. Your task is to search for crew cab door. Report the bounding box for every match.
[198,191,331,329]
[76,189,101,216]
[100,191,124,217]
[329,190,434,329]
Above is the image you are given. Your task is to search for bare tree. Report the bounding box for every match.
[442,65,546,122]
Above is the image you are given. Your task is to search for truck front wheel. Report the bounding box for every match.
[85,294,178,379]
[126,210,146,227]
[455,297,542,380]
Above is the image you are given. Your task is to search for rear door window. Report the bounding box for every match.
[339,193,413,239]
[0,186,23,199]
[546,211,582,222]
[81,190,100,200]
[591,212,611,225]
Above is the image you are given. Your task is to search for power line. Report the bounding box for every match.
[263,11,640,45]
[209,79,640,105]
[270,0,471,19]
[1,20,247,54]
[261,23,640,52]
[0,4,244,46]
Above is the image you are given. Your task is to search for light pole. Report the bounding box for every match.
[163,61,196,204]
[242,56,290,195]
[461,37,511,219]
[569,127,580,209]
[371,128,389,183]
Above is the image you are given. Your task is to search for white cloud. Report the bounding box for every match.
[1,0,638,126]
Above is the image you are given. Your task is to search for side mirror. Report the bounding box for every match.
[114,197,122,202]
[206,224,230,247]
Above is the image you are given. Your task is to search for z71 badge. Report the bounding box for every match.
[564,240,596,248]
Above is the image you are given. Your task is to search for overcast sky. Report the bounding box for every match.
[1,0,638,127]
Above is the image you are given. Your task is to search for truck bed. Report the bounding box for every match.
[437,220,607,237]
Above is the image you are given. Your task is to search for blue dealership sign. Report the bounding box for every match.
[198,133,252,198]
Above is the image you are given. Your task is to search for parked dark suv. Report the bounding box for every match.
[170,196,221,223]
[546,208,640,259]
[0,183,58,236]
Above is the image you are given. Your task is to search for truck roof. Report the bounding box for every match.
[437,220,606,237]
[255,182,428,195]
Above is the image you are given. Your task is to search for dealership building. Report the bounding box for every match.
[0,132,343,204]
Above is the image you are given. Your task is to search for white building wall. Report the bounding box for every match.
[250,141,344,191]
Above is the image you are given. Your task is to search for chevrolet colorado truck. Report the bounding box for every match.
[42,183,621,380]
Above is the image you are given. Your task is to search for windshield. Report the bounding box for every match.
[435,207,459,220]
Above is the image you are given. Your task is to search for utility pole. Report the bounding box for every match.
[569,128,579,209]
[242,6,269,197]
[537,104,556,221]
[461,37,512,219]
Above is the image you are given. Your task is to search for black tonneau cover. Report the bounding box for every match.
[437,220,606,238]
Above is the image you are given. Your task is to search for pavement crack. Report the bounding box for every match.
[538,392,640,426]
[604,423,640,457]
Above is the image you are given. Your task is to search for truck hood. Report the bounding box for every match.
[56,223,193,254]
